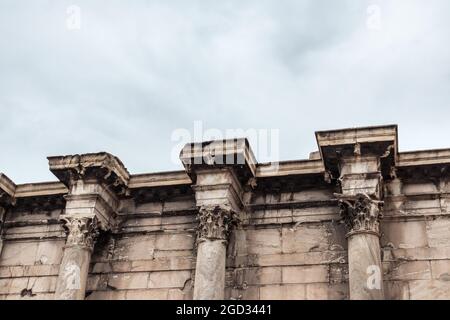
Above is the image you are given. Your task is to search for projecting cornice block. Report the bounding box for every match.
[315,124,398,179]
[48,152,130,195]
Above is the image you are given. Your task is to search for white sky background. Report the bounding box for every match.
[0,0,449,183]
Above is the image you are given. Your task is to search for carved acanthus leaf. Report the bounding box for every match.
[61,216,100,250]
[196,204,239,242]
[337,193,383,236]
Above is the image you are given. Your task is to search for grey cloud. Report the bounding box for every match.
[0,0,449,183]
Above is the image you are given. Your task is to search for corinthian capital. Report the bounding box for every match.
[61,216,99,250]
[196,204,239,242]
[336,193,383,236]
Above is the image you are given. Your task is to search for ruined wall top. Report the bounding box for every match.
[1,125,450,202]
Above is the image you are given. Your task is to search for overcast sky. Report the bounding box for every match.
[1,0,449,184]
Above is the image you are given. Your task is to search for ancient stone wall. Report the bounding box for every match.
[1,125,449,300]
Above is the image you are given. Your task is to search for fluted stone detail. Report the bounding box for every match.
[337,193,383,236]
[196,204,239,243]
[62,216,99,250]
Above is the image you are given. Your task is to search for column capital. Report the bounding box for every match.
[61,216,100,251]
[196,204,239,243]
[335,193,383,237]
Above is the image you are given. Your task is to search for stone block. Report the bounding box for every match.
[35,240,65,265]
[381,221,428,249]
[430,260,450,280]
[426,218,450,247]
[148,270,191,289]
[256,251,347,267]
[260,284,306,300]
[27,276,58,293]
[125,289,169,300]
[384,261,431,281]
[409,280,450,300]
[168,288,193,300]
[246,229,282,255]
[305,283,348,300]
[281,225,329,254]
[244,267,282,285]
[383,281,410,300]
[0,277,28,294]
[107,272,149,290]
[0,241,39,266]
[282,265,329,284]
[86,290,127,300]
[130,257,194,272]
[154,233,195,251]
[114,235,156,260]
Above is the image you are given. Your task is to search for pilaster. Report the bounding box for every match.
[48,152,130,299]
[316,125,398,300]
[180,138,256,300]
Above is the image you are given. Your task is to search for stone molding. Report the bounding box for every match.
[61,216,100,250]
[196,204,239,243]
[48,152,130,194]
[336,193,383,237]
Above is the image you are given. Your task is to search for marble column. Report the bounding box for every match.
[193,205,238,300]
[338,193,384,300]
[54,216,99,300]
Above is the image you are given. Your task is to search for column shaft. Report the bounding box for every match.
[54,246,92,300]
[338,193,384,300]
[54,217,98,300]
[193,240,227,300]
[193,205,238,300]
[347,232,384,300]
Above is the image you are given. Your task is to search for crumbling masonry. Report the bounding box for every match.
[1,125,450,300]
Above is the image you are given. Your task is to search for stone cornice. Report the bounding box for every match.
[397,149,450,167]
[315,124,398,148]
[2,125,450,199]
[256,159,324,178]
[15,181,67,198]
[48,152,130,192]
[129,171,192,189]
[0,173,16,206]
[179,138,257,182]
[315,125,398,180]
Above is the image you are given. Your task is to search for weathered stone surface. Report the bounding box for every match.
[1,125,450,300]
[426,218,450,247]
[305,283,348,300]
[108,272,149,290]
[347,233,384,299]
[381,221,428,249]
[384,261,431,281]
[282,265,329,284]
[430,260,450,280]
[148,270,191,289]
[246,229,281,255]
[260,284,306,300]
[383,281,410,300]
[408,280,450,300]
[281,225,330,254]
[193,240,226,299]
